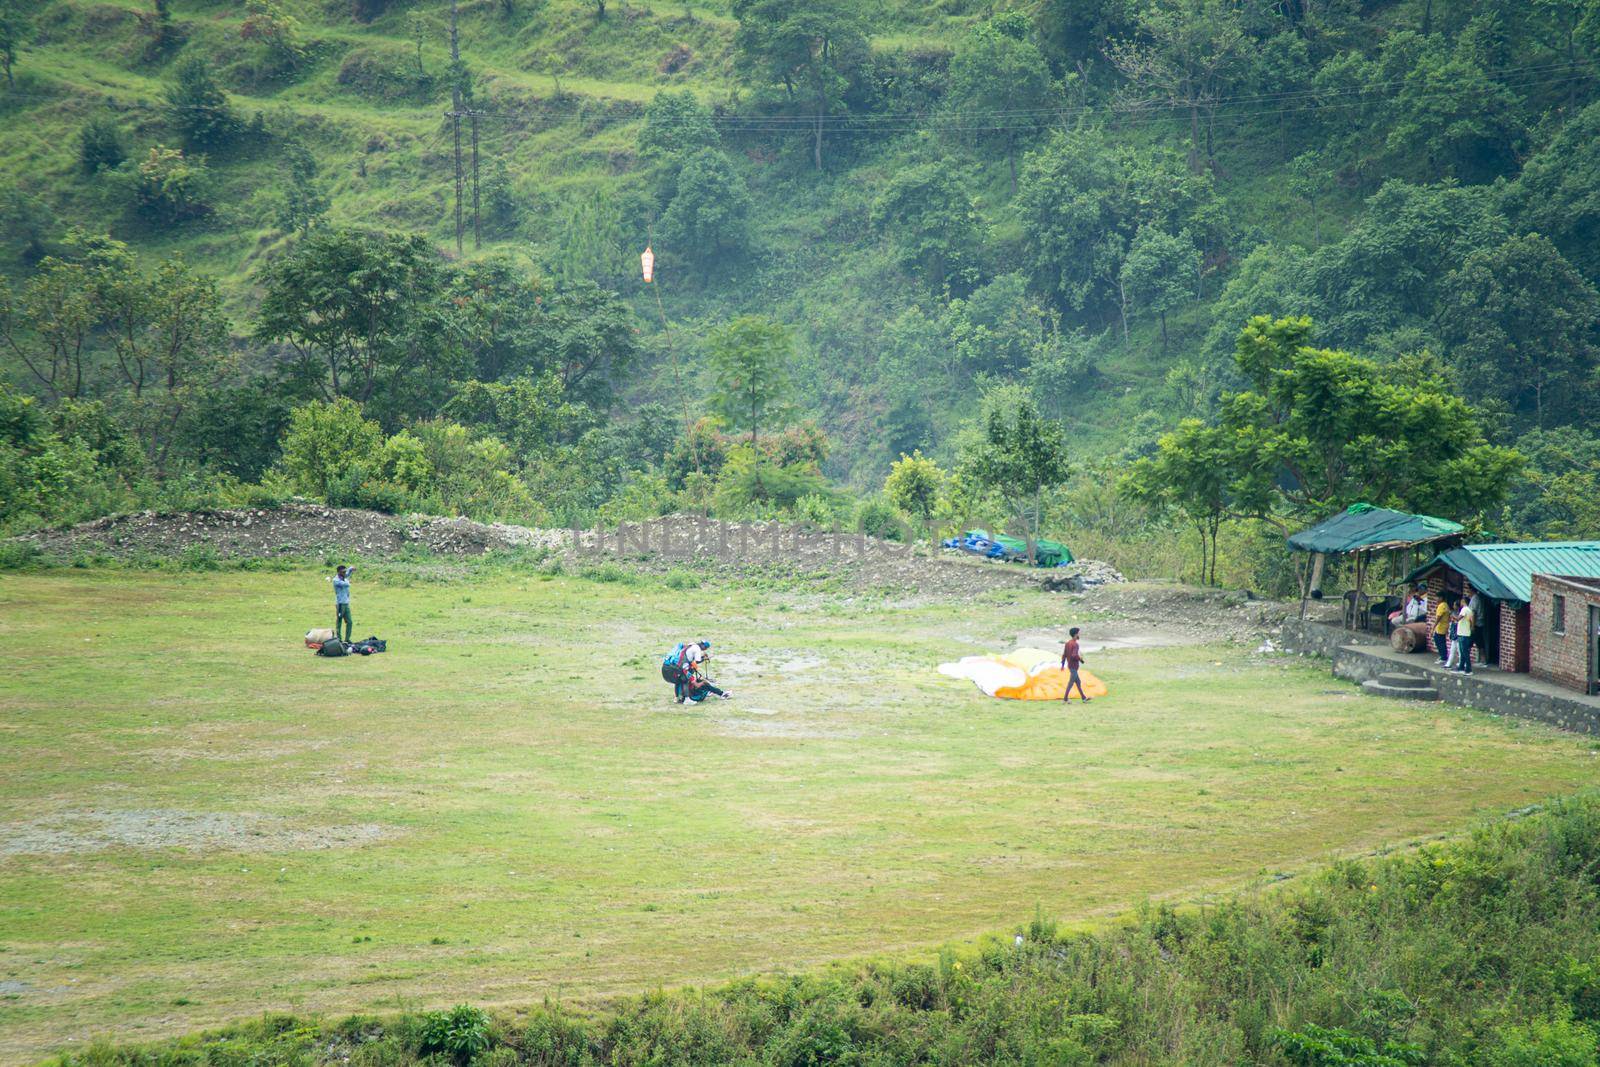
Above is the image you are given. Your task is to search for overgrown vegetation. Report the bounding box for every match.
[47,794,1600,1066]
[2,0,1599,588]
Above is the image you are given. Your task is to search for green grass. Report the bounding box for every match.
[1,567,1598,1060]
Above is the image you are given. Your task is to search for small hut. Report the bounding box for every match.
[1287,504,1466,626]
[1405,541,1600,672]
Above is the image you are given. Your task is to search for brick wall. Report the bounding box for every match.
[1531,575,1600,694]
[1500,607,1524,673]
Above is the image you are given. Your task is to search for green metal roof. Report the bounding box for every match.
[1404,541,1600,604]
[1286,503,1465,554]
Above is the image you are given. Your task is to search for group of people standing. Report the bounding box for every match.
[1430,584,1482,674]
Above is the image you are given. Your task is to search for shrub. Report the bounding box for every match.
[131,145,211,224]
[418,1005,492,1062]
[854,495,908,542]
[164,56,239,148]
[78,116,125,176]
[278,399,385,501]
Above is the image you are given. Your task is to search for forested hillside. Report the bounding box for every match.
[3,0,1599,585]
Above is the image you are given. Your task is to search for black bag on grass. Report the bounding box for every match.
[317,638,348,657]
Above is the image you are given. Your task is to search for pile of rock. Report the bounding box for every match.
[1059,559,1126,587]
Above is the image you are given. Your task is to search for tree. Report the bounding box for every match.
[406,10,429,76]
[1122,419,1249,584]
[944,272,1051,375]
[78,116,125,176]
[1303,180,1506,350]
[164,56,238,148]
[1017,128,1214,317]
[0,257,97,401]
[706,315,793,446]
[276,141,329,235]
[277,397,385,500]
[658,148,752,271]
[946,13,1052,192]
[1119,226,1198,348]
[731,0,867,170]
[1222,315,1521,521]
[253,228,451,408]
[1438,234,1600,430]
[0,0,27,89]
[955,382,1070,547]
[481,158,519,236]
[239,0,306,77]
[1506,100,1600,281]
[869,160,981,295]
[1106,0,1249,172]
[524,280,638,408]
[1286,150,1331,247]
[639,90,720,175]
[884,450,945,522]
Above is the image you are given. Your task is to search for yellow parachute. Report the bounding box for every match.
[938,647,1107,701]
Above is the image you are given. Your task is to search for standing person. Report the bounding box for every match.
[1433,594,1453,664]
[1060,627,1090,703]
[331,565,355,645]
[1454,587,1476,674]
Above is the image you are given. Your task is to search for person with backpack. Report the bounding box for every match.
[662,639,731,703]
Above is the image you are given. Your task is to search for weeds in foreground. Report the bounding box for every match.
[48,795,1600,1066]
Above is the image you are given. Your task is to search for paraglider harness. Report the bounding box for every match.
[662,642,717,702]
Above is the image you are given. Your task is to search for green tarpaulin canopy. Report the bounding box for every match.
[1286,503,1464,555]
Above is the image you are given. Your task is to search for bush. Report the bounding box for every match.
[78,116,125,176]
[164,56,239,148]
[854,495,909,542]
[278,398,385,501]
[130,145,211,224]
[418,1005,492,1062]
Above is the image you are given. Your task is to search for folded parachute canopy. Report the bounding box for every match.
[938,648,1107,701]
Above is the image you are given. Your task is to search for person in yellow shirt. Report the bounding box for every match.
[1433,594,1453,664]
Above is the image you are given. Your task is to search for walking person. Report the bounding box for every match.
[1061,627,1090,703]
[331,564,355,645]
[1454,587,1476,674]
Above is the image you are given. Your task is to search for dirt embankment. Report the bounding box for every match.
[10,506,1289,639]
[12,503,567,560]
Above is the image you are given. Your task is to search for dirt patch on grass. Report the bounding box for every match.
[0,809,388,855]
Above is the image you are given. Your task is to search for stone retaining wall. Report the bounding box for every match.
[1282,619,1600,735]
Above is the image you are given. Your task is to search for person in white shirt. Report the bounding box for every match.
[1453,586,1476,674]
[1404,588,1429,623]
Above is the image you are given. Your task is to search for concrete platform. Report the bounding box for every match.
[1282,619,1600,734]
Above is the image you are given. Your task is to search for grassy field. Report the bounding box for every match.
[2,565,1598,1061]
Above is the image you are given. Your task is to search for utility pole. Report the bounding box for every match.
[449,0,463,255]
[471,110,481,250]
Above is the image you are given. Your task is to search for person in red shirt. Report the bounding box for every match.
[1061,627,1090,702]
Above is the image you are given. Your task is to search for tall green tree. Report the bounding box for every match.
[955,382,1070,547]
[1506,100,1600,281]
[731,0,867,170]
[0,0,26,89]
[1106,0,1249,172]
[1119,226,1198,349]
[706,315,793,446]
[869,160,981,295]
[946,13,1052,192]
[164,56,239,148]
[1122,419,1251,585]
[658,148,753,272]
[1438,234,1600,429]
[253,228,453,412]
[1222,315,1521,521]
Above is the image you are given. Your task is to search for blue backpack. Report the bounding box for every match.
[662,643,686,684]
